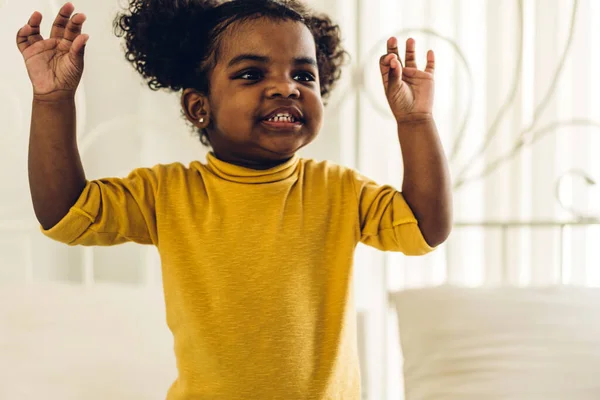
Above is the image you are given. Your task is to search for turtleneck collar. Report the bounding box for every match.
[205,152,300,184]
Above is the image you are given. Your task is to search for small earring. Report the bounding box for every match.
[199,117,205,124]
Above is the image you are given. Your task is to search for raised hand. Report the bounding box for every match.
[16,2,89,98]
[379,37,435,122]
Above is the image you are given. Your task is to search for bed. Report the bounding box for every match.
[4,281,600,399]
[0,282,176,400]
[2,209,600,400]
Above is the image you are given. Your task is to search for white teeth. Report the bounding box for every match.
[267,113,297,123]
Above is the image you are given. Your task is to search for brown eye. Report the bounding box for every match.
[235,70,263,81]
[294,71,316,82]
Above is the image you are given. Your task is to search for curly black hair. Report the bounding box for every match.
[114,0,348,145]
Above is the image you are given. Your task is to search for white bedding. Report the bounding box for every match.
[0,282,176,399]
[10,282,600,400]
[391,285,600,400]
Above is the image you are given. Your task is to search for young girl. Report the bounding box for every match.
[17,0,452,398]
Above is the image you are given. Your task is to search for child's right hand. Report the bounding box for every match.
[16,3,89,99]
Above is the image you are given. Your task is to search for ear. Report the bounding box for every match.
[181,88,211,129]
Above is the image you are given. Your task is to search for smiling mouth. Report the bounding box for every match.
[261,115,304,131]
[262,119,303,128]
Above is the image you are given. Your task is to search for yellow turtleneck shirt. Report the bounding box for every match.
[42,152,433,399]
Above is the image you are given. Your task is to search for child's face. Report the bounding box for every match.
[204,18,323,168]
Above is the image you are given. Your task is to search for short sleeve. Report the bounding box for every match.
[350,170,434,255]
[41,166,160,246]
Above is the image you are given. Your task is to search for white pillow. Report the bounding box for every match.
[391,285,600,400]
[0,282,176,400]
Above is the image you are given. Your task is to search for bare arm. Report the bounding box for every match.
[380,37,453,247]
[17,3,90,229]
[398,116,452,247]
[29,95,86,229]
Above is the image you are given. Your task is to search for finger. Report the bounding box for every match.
[50,2,75,39]
[25,11,44,44]
[379,53,392,69]
[27,11,44,43]
[380,53,402,91]
[16,25,29,52]
[62,13,86,44]
[16,23,35,53]
[70,33,89,59]
[405,38,417,69]
[425,50,435,74]
[387,37,403,67]
[388,56,403,90]
[379,53,398,78]
[17,12,44,53]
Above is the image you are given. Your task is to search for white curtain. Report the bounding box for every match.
[2,0,600,399]
[330,0,600,398]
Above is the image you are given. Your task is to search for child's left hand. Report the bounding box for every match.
[380,37,435,122]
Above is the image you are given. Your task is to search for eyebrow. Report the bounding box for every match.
[227,53,318,68]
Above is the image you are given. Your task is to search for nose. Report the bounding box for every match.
[265,77,300,99]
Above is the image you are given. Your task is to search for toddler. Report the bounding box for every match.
[16,0,452,398]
